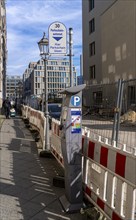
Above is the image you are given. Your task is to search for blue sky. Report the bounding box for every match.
[6,0,82,76]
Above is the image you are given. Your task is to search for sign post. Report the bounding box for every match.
[49,21,67,56]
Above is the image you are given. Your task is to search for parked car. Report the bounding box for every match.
[10,107,16,117]
[48,103,61,119]
[48,103,62,128]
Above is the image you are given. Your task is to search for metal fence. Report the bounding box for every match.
[82,79,136,151]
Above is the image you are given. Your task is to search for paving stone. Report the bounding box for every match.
[0,118,87,220]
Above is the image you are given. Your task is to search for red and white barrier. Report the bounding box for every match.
[51,118,64,167]
[21,106,136,220]
[22,106,45,148]
[82,136,136,220]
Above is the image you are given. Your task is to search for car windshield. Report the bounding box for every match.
[48,104,61,113]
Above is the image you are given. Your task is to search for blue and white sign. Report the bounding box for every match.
[49,21,67,55]
[71,109,81,134]
[71,95,81,107]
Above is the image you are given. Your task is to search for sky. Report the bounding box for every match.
[6,0,82,77]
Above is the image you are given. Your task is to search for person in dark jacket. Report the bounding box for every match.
[3,97,11,118]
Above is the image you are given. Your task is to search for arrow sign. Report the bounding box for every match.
[53,36,62,41]
[49,21,67,55]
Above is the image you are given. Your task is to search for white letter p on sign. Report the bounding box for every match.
[74,96,80,106]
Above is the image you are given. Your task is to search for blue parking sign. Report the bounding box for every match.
[71,95,81,107]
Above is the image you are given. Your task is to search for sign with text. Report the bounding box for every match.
[49,21,67,55]
[71,108,81,133]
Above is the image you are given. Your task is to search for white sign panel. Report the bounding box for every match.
[49,21,67,55]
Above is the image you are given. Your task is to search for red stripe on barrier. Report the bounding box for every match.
[85,186,91,197]
[97,198,105,210]
[112,211,122,220]
[115,153,126,177]
[88,141,95,159]
[100,146,108,167]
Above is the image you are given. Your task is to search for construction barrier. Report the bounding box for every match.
[21,105,45,148]
[21,105,136,220]
[82,135,136,220]
[51,118,64,166]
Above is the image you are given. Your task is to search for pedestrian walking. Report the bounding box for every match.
[3,97,11,118]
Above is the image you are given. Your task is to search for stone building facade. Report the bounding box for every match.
[0,0,7,108]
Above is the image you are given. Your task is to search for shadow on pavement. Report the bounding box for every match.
[0,117,86,220]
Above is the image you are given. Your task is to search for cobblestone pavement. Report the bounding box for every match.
[0,117,87,220]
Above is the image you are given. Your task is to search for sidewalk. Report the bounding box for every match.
[0,117,86,220]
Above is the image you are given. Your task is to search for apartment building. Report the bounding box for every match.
[6,75,23,100]
[0,0,7,107]
[23,58,77,101]
[82,0,136,108]
[101,0,136,83]
[23,62,37,98]
[82,0,115,86]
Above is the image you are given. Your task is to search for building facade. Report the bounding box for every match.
[23,62,37,99]
[0,0,7,107]
[6,75,23,100]
[77,75,84,85]
[101,0,136,83]
[23,58,77,103]
[82,0,115,87]
[82,0,115,107]
[82,0,136,109]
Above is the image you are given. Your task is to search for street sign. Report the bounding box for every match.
[71,108,81,133]
[71,95,81,107]
[48,21,67,55]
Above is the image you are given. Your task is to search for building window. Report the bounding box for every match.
[89,18,95,34]
[89,42,95,56]
[89,0,94,11]
[93,91,102,105]
[89,65,95,79]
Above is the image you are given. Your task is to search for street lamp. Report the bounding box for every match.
[38,32,50,153]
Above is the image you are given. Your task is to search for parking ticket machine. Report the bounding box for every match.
[59,84,86,212]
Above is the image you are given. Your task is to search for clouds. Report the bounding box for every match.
[6,0,82,76]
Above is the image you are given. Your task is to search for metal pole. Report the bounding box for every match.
[116,80,124,143]
[69,28,73,87]
[44,57,50,151]
[112,79,122,143]
[42,93,44,112]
